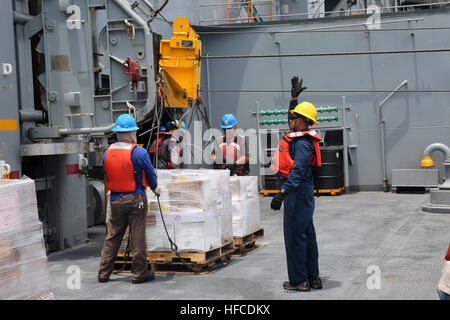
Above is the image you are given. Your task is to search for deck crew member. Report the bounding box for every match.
[210,113,250,176]
[270,102,323,291]
[149,121,183,169]
[98,114,160,284]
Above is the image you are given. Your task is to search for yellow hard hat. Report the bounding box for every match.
[290,101,319,125]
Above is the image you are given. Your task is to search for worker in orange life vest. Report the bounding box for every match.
[210,114,250,176]
[270,102,323,292]
[148,121,183,169]
[99,114,160,284]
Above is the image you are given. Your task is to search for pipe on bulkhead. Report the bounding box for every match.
[421,143,450,190]
[421,143,450,167]
[379,80,408,192]
[58,123,115,136]
[19,110,46,122]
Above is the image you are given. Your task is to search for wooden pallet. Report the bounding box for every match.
[232,228,264,256]
[113,240,235,275]
[317,187,345,196]
[260,187,345,196]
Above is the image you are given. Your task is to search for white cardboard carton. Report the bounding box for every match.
[174,214,221,251]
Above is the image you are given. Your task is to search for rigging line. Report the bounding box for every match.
[200,89,450,93]
[197,26,450,35]
[200,48,450,60]
[154,12,173,27]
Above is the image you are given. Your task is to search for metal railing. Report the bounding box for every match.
[198,1,450,25]
[225,0,273,24]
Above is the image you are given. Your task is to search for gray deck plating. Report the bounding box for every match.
[48,192,449,300]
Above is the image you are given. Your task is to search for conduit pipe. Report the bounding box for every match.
[58,123,115,136]
[421,143,450,190]
[379,80,407,191]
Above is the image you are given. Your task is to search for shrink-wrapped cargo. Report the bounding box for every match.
[0,179,53,300]
[230,176,261,237]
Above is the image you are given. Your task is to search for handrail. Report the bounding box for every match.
[199,1,450,24]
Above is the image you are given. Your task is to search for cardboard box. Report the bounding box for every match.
[231,196,261,237]
[230,176,259,200]
[145,224,175,251]
[174,215,221,251]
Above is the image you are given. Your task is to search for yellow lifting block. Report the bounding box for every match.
[159,17,202,108]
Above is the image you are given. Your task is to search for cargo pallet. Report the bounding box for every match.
[260,187,345,196]
[232,228,264,257]
[113,240,235,275]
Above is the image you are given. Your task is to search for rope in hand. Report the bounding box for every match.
[156,194,198,272]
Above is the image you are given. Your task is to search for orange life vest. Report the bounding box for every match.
[218,140,241,163]
[270,129,322,178]
[215,135,249,175]
[148,133,182,169]
[104,142,150,192]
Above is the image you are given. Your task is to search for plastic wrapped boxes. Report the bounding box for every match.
[110,170,261,253]
[146,169,232,251]
[230,176,261,237]
[0,179,52,300]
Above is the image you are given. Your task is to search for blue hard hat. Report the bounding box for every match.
[166,121,178,131]
[112,114,139,132]
[159,125,166,132]
[221,114,237,129]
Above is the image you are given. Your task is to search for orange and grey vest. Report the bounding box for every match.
[218,139,241,162]
[104,142,150,192]
[270,129,322,178]
[215,135,249,175]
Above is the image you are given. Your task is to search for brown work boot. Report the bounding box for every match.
[283,280,311,291]
[132,271,155,284]
[309,277,323,289]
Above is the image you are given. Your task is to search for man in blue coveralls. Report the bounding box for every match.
[99,114,160,284]
[270,98,323,291]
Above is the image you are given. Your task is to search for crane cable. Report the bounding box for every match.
[152,81,199,273]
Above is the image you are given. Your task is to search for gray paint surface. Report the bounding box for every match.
[47,193,449,300]
[0,0,21,174]
[198,9,450,189]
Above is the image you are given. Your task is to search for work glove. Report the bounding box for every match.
[152,186,161,197]
[270,191,285,211]
[235,157,246,165]
[291,76,307,98]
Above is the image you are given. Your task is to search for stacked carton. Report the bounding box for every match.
[108,170,233,253]
[110,171,262,253]
[146,169,233,252]
[0,179,53,300]
[230,176,261,237]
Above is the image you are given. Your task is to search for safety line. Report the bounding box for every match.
[200,48,450,60]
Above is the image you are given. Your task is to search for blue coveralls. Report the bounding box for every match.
[282,133,320,286]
